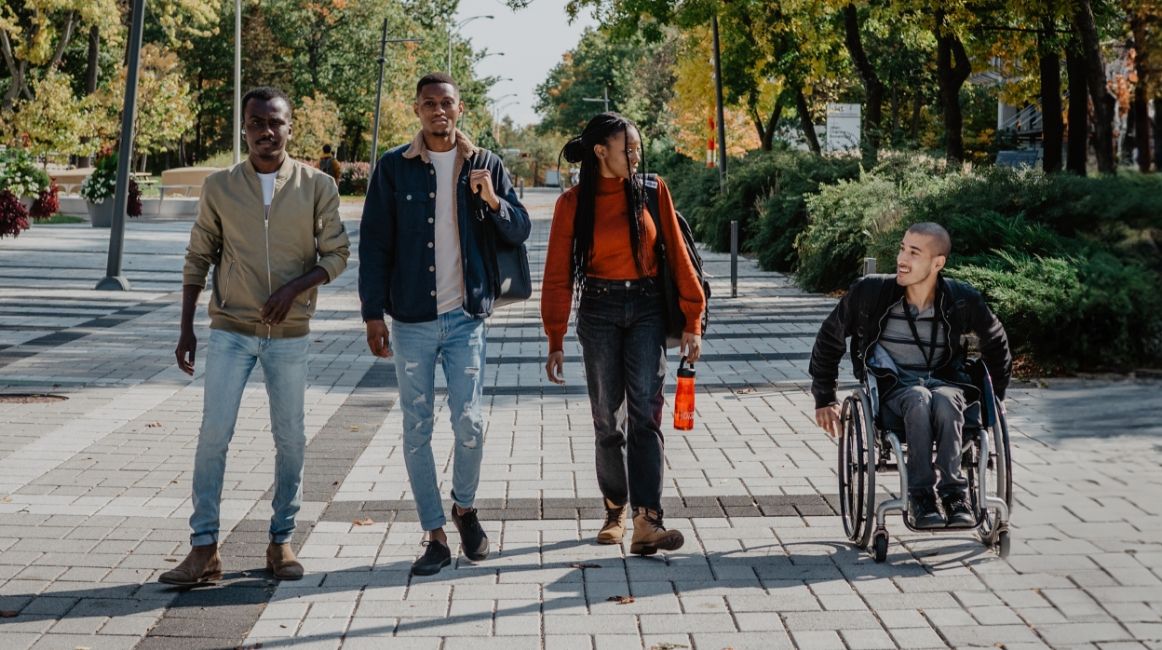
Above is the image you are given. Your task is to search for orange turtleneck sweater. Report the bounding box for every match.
[541,175,706,353]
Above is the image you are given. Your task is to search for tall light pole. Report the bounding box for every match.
[448,15,493,75]
[712,13,728,190]
[492,100,519,142]
[369,20,421,174]
[97,0,146,291]
[233,0,241,165]
[582,85,610,112]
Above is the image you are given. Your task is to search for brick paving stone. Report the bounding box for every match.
[0,194,1159,649]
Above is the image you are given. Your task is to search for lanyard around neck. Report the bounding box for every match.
[903,301,939,370]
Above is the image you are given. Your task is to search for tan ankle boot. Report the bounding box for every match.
[266,542,304,580]
[159,544,222,586]
[596,498,627,545]
[630,508,684,556]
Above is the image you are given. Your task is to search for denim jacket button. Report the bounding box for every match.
[428,266,435,272]
[429,192,435,198]
[427,242,433,248]
[428,217,434,224]
[405,194,412,200]
[430,290,436,297]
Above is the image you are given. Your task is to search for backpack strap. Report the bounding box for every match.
[641,173,665,259]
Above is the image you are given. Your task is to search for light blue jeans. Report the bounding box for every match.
[189,329,309,547]
[392,310,487,531]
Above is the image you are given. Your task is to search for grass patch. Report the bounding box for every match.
[35,214,86,225]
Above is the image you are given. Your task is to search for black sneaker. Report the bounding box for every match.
[451,504,490,561]
[907,490,946,529]
[410,539,451,576]
[942,492,975,527]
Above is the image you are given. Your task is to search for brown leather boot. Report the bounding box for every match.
[596,498,627,545]
[630,508,684,556]
[158,544,222,586]
[266,542,304,580]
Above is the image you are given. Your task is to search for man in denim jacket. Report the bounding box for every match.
[358,73,530,576]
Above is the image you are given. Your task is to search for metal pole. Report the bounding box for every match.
[370,18,388,175]
[233,0,241,165]
[730,220,739,298]
[712,13,728,191]
[447,21,453,73]
[96,0,145,291]
[604,86,609,112]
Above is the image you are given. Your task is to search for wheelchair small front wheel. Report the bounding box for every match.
[872,530,888,563]
[997,530,1011,558]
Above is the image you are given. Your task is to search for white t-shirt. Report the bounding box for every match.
[429,149,463,314]
[257,172,277,207]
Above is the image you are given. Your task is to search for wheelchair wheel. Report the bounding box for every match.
[838,396,867,544]
[842,392,878,550]
[977,395,1013,547]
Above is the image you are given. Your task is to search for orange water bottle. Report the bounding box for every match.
[673,357,696,430]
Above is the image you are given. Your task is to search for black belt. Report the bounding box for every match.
[583,276,658,291]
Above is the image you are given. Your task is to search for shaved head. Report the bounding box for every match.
[905,222,951,257]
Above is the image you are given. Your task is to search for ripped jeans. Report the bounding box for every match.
[391,309,487,531]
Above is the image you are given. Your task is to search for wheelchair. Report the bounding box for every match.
[837,359,1012,563]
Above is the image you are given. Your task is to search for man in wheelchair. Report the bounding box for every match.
[809,223,1011,530]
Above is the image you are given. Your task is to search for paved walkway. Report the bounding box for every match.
[0,189,1159,650]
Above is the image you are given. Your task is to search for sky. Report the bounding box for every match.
[454,0,598,127]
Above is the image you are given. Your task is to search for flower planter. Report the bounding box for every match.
[87,200,115,228]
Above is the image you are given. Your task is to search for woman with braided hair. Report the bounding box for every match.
[541,112,705,555]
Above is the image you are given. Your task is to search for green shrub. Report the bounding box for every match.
[949,251,1162,370]
[795,153,956,291]
[648,148,719,226]
[795,174,904,293]
[745,151,861,270]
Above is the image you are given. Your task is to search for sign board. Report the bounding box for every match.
[826,103,861,152]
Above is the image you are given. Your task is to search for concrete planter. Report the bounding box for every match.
[87,200,114,228]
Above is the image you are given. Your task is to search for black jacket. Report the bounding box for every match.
[809,274,1012,409]
[358,131,530,323]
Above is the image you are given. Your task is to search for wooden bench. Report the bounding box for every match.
[159,167,221,201]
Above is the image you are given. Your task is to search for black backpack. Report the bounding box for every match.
[641,173,710,346]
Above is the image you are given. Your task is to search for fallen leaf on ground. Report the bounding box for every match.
[647,643,687,650]
[145,422,162,428]
[1,496,11,503]
[735,387,756,395]
[607,595,635,604]
[0,610,18,617]
[353,517,374,526]
[163,558,177,563]
[569,562,600,569]
[348,425,360,432]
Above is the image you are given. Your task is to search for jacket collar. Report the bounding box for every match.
[402,129,478,164]
[242,155,295,185]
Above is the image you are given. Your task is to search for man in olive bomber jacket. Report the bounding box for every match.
[163,87,350,585]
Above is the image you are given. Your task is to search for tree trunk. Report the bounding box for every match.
[78,26,101,168]
[935,11,971,163]
[751,93,785,151]
[1155,97,1162,172]
[1130,15,1152,172]
[0,30,24,111]
[1065,43,1088,176]
[796,88,821,155]
[1038,18,1063,173]
[1072,0,1116,173]
[910,90,923,140]
[843,3,884,166]
[889,85,901,142]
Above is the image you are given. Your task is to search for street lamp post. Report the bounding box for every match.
[97,0,146,291]
[233,0,241,165]
[448,15,493,75]
[712,13,728,190]
[370,20,421,174]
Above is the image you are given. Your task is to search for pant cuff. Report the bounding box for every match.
[421,514,447,532]
[269,531,293,544]
[190,532,218,547]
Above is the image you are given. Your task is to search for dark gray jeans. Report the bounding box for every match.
[575,279,668,511]
[883,378,969,497]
